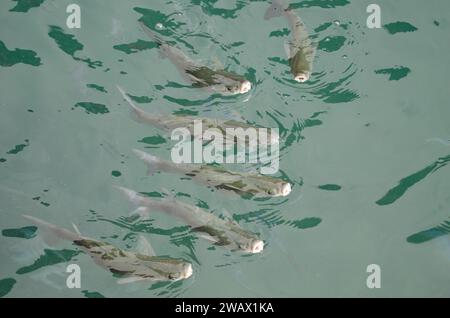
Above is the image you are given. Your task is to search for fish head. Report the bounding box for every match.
[223,223,264,254]
[266,181,291,197]
[239,239,265,254]
[251,177,292,197]
[294,71,311,83]
[166,262,193,281]
[211,72,252,95]
[138,256,193,281]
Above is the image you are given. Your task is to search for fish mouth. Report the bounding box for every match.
[250,240,264,253]
[294,73,309,83]
[182,263,193,279]
[239,80,252,94]
[281,183,292,196]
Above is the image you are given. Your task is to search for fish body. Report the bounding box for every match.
[117,86,279,145]
[133,149,291,198]
[140,22,251,95]
[117,187,264,253]
[22,215,192,284]
[265,0,315,82]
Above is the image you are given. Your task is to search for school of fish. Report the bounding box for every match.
[19,0,313,285]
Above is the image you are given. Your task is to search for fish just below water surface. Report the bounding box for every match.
[117,186,264,253]
[22,215,193,284]
[265,0,316,82]
[133,149,291,198]
[139,22,251,95]
[117,85,280,147]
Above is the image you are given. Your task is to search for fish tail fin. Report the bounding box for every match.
[132,149,160,176]
[115,186,153,222]
[264,0,285,20]
[114,186,146,207]
[116,85,149,123]
[22,215,81,243]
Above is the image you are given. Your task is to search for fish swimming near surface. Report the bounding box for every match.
[22,215,193,284]
[265,0,316,82]
[116,187,265,254]
[117,85,279,145]
[139,22,251,95]
[133,149,291,198]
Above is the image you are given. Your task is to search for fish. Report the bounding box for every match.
[139,22,251,95]
[22,215,193,284]
[116,85,279,145]
[116,187,264,254]
[265,0,316,82]
[133,149,291,198]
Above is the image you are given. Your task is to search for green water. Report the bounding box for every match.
[1,0,450,298]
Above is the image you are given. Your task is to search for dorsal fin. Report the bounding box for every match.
[72,223,82,236]
[136,235,156,256]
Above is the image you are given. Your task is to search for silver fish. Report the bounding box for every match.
[139,22,251,95]
[133,149,291,198]
[22,215,193,284]
[117,187,264,254]
[117,85,279,145]
[265,0,316,82]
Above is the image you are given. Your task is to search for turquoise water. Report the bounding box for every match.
[1,0,450,298]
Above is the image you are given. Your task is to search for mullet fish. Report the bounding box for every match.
[265,0,316,82]
[117,85,279,145]
[117,187,264,254]
[133,149,291,198]
[140,22,251,95]
[22,215,193,284]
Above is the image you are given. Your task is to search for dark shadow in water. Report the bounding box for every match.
[74,102,109,115]
[318,184,341,191]
[375,66,411,81]
[134,7,196,51]
[190,0,248,19]
[2,226,37,239]
[128,94,153,104]
[290,0,350,9]
[86,84,107,93]
[407,218,450,244]
[82,290,105,298]
[288,217,322,229]
[113,40,158,54]
[0,41,41,67]
[318,35,346,52]
[138,135,167,149]
[6,140,30,155]
[234,207,322,232]
[261,110,324,153]
[384,21,418,34]
[48,26,103,69]
[0,278,16,298]
[16,248,81,275]
[9,0,44,12]
[310,67,360,103]
[376,154,450,206]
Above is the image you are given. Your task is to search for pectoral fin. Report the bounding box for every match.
[117,276,148,284]
[197,233,219,243]
[132,206,150,217]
